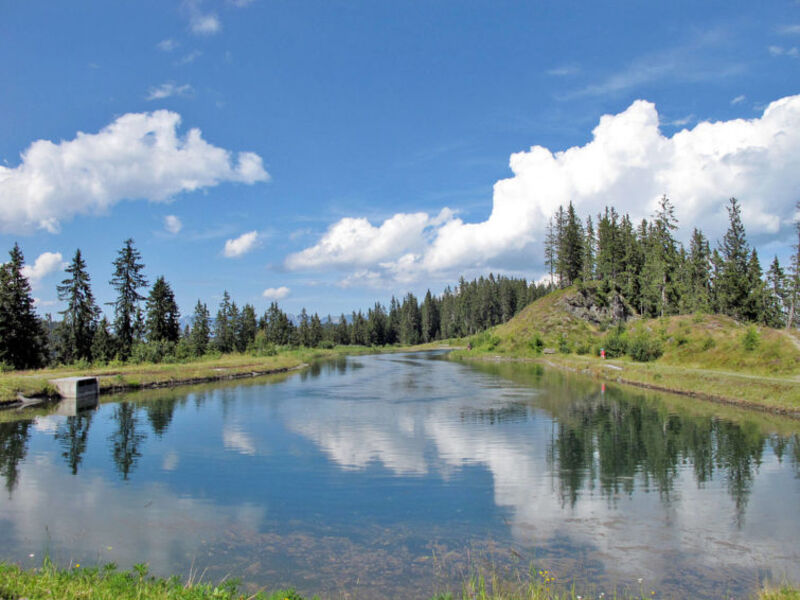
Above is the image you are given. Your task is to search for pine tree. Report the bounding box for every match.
[109,239,148,360]
[744,249,767,323]
[420,290,440,342]
[145,276,180,344]
[716,198,751,321]
[544,216,557,286]
[0,244,46,369]
[582,216,595,282]
[237,304,258,351]
[765,256,787,328]
[309,313,323,347]
[787,203,800,329]
[56,249,99,363]
[687,228,712,313]
[298,308,311,347]
[641,195,680,317]
[214,291,235,352]
[557,202,584,287]
[189,300,211,356]
[91,317,115,363]
[367,303,387,346]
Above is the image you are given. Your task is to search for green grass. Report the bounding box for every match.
[0,341,460,405]
[455,286,800,414]
[1,560,795,600]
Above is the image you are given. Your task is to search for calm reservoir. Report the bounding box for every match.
[1,352,799,598]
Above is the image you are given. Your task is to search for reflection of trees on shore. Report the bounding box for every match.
[547,390,769,523]
[109,403,146,480]
[141,396,182,438]
[0,420,31,493]
[54,412,94,475]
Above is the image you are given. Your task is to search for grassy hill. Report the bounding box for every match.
[456,284,800,413]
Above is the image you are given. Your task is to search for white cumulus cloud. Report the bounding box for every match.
[0,110,269,234]
[164,215,182,234]
[262,286,290,300]
[223,230,259,258]
[287,94,800,285]
[21,252,64,288]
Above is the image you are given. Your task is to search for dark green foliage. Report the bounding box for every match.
[742,325,760,352]
[145,276,180,344]
[190,301,211,356]
[91,317,115,363]
[716,198,752,321]
[601,326,627,358]
[56,249,100,363]
[0,243,47,369]
[627,334,663,362]
[237,304,258,351]
[214,291,236,353]
[109,239,148,360]
[557,201,584,287]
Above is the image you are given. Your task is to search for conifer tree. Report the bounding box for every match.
[237,304,258,351]
[0,243,46,369]
[214,291,236,352]
[309,313,323,347]
[582,216,595,282]
[145,276,180,344]
[557,202,584,287]
[109,239,148,360]
[91,317,115,363]
[641,196,679,317]
[716,198,751,321]
[787,203,800,329]
[687,228,712,313]
[190,300,211,356]
[56,249,99,363]
[765,256,787,328]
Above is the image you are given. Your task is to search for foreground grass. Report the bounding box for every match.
[0,561,796,600]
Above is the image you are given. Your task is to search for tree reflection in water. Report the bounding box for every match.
[54,412,94,475]
[0,420,31,493]
[108,402,146,480]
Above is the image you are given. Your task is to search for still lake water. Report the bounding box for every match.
[1,352,799,598]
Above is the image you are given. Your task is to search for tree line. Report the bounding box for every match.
[545,195,800,328]
[0,238,549,369]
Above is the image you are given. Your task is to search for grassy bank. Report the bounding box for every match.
[1,561,796,600]
[453,285,800,415]
[0,342,457,406]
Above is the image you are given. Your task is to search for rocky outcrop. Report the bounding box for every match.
[557,286,635,325]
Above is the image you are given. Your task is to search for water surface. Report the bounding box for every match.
[1,352,799,598]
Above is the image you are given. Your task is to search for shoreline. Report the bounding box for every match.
[450,351,800,419]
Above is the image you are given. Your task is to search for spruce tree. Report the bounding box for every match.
[765,256,787,328]
[309,313,324,347]
[190,300,211,356]
[145,276,180,344]
[91,317,115,363]
[557,202,584,287]
[214,291,235,352]
[582,216,595,282]
[238,304,258,351]
[56,249,99,363]
[109,239,148,360]
[641,196,679,317]
[687,228,712,313]
[716,198,751,321]
[0,244,46,369]
[786,203,800,329]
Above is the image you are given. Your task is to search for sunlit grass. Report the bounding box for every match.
[1,560,795,599]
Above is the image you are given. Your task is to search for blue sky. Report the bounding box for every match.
[1,1,800,319]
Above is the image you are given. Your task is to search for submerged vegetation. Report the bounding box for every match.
[0,561,796,600]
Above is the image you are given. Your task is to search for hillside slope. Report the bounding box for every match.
[459,285,800,413]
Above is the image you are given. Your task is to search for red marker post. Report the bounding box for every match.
[600,348,606,360]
